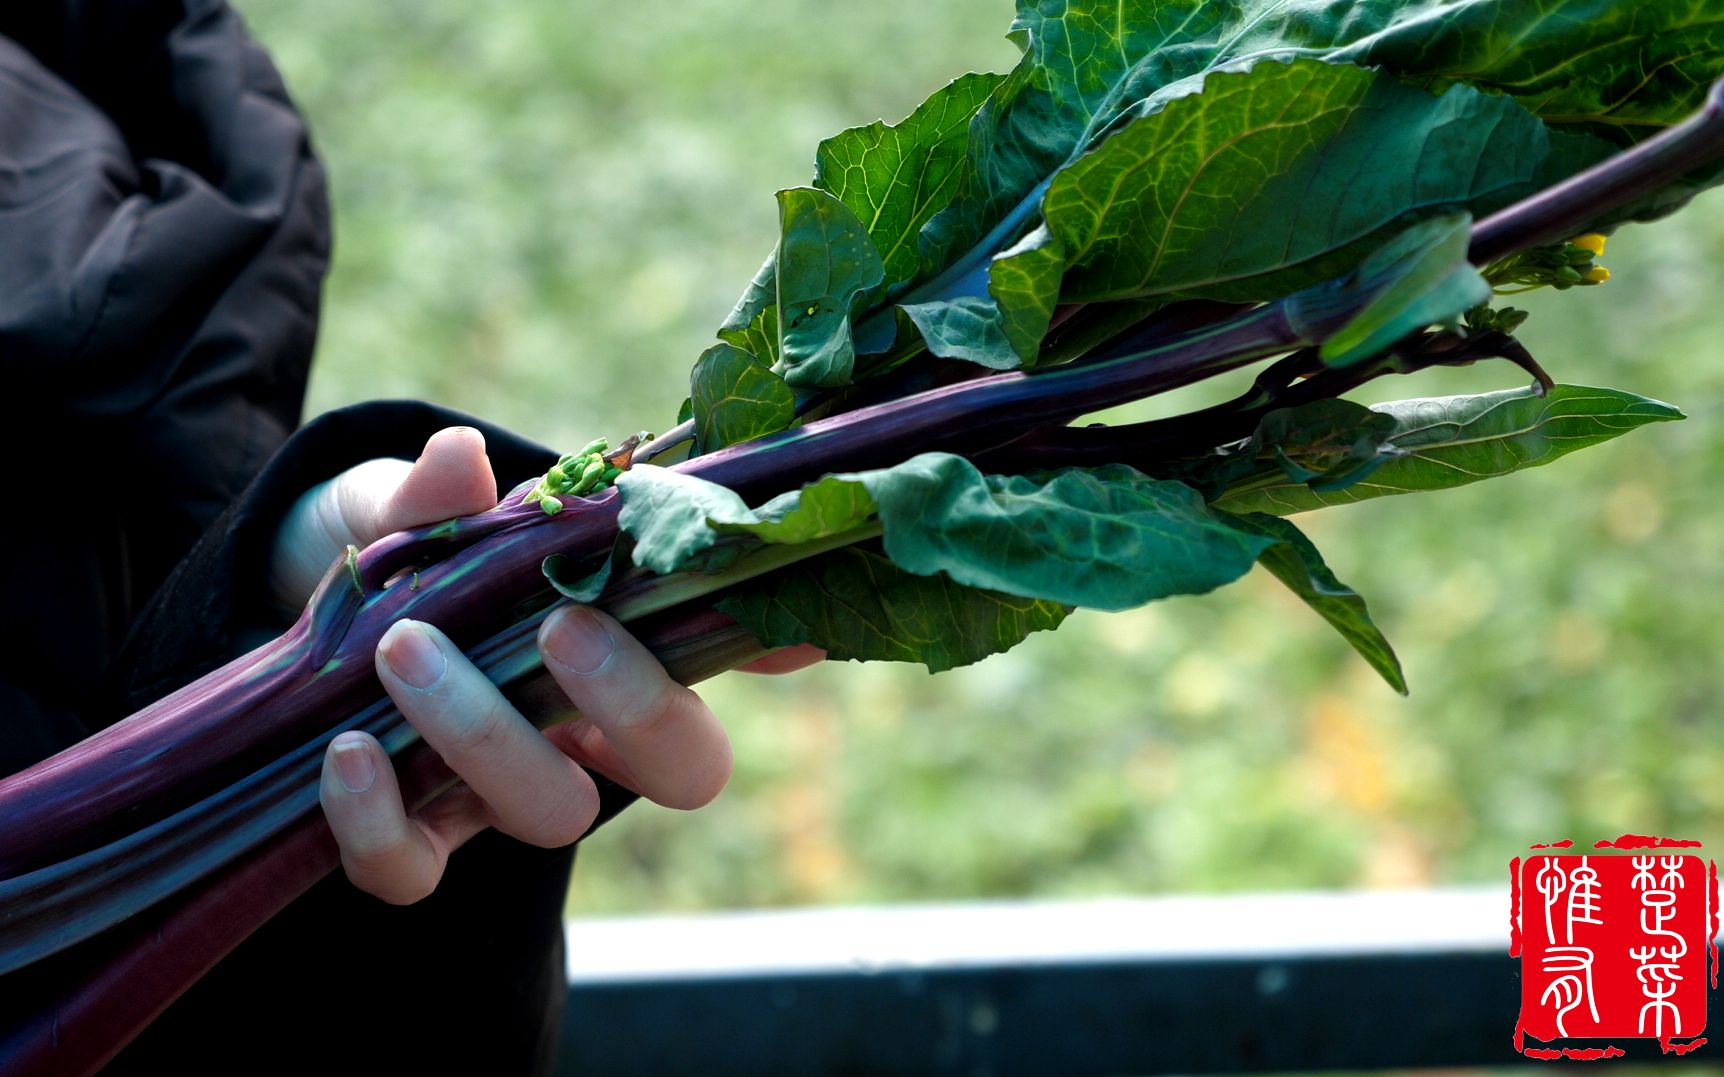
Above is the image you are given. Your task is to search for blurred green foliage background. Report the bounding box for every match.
[239,0,1724,915]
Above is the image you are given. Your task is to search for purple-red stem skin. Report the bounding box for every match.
[0,610,763,1077]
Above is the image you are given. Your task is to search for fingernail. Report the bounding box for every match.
[331,734,376,793]
[544,606,615,676]
[380,620,447,689]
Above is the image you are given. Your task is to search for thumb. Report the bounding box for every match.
[269,427,500,614]
[347,426,499,545]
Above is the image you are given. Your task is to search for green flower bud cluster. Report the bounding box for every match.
[523,437,625,516]
[1481,234,1610,294]
[1463,303,1529,336]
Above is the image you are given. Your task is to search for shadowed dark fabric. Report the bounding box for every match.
[0,3,577,1072]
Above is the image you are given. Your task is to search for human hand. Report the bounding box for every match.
[268,426,821,904]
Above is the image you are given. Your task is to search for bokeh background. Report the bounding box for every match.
[237,0,1724,916]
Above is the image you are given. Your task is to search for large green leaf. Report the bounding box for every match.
[1005,59,1599,313]
[918,1,1233,272]
[689,343,796,455]
[1225,512,1407,694]
[1335,0,1724,131]
[927,0,1724,273]
[773,187,887,388]
[863,454,1276,610]
[718,1,1724,383]
[815,72,1006,293]
[1216,384,1685,515]
[717,546,1069,674]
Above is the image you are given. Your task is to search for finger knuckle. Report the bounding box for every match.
[612,684,694,737]
[440,696,514,756]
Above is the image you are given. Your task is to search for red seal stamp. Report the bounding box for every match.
[1512,837,1716,1058]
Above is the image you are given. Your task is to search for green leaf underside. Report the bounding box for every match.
[1216,385,1685,516]
[815,72,1007,293]
[689,343,796,455]
[1225,513,1407,694]
[716,547,1069,674]
[773,188,887,388]
[626,453,1286,611]
[866,455,1276,611]
[616,465,882,576]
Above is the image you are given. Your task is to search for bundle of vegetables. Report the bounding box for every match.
[6,1,1724,1069]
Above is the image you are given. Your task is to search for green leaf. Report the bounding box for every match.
[899,296,1020,370]
[1224,513,1407,694]
[1256,400,1400,491]
[614,466,755,575]
[543,552,615,603]
[1004,59,1603,311]
[709,473,878,546]
[717,302,780,368]
[689,343,796,455]
[1316,214,1489,368]
[616,465,880,576]
[773,187,887,388]
[898,219,1067,369]
[1156,397,1398,500]
[1216,384,1685,515]
[716,546,1068,673]
[721,253,778,337]
[1338,0,1724,130]
[620,452,1279,612]
[919,1,1234,272]
[925,0,1723,274]
[815,72,1006,292]
[864,454,1278,611]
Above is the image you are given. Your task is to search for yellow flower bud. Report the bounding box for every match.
[1584,265,1611,284]
[1572,233,1607,256]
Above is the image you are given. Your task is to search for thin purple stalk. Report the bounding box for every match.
[0,609,767,1077]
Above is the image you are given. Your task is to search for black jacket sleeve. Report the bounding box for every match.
[0,0,328,774]
[1,4,581,1072]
